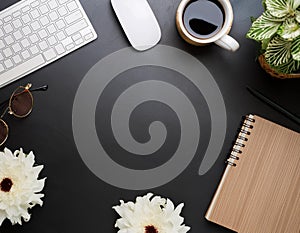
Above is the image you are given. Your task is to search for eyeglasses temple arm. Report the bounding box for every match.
[0,84,48,107]
[31,85,48,92]
[0,107,9,118]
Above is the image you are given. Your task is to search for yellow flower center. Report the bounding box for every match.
[145,225,158,233]
[0,177,13,192]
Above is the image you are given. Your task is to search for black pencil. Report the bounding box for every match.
[247,86,300,125]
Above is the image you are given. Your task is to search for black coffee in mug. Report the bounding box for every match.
[183,0,224,39]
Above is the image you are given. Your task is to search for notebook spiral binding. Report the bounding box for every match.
[226,115,255,167]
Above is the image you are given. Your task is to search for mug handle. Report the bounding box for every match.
[214,34,240,52]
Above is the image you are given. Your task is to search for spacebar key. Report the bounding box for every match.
[0,55,45,86]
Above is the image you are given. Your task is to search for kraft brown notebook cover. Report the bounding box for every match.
[205,114,300,233]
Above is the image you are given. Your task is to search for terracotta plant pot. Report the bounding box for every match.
[258,55,300,79]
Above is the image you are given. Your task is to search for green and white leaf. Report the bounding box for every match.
[246,11,283,41]
[292,0,300,9]
[291,36,300,60]
[265,0,290,17]
[296,10,300,23]
[262,38,271,51]
[273,56,300,73]
[265,36,292,66]
[278,18,300,39]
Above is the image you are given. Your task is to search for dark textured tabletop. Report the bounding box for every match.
[0,0,300,232]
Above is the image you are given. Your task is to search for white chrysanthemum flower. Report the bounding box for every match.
[0,148,46,226]
[113,193,190,233]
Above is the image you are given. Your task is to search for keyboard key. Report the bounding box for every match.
[4,59,13,69]
[4,16,12,23]
[0,55,45,85]
[39,5,49,14]
[0,28,4,37]
[22,6,30,13]
[66,43,75,50]
[67,1,78,12]
[38,29,48,39]
[30,45,39,54]
[54,43,65,54]
[4,36,14,45]
[85,33,94,40]
[21,50,30,59]
[58,6,68,16]
[61,37,72,47]
[47,24,57,34]
[30,9,40,19]
[65,10,82,24]
[12,43,22,53]
[21,38,30,48]
[13,11,21,17]
[13,31,23,40]
[31,21,41,31]
[48,36,57,45]
[72,33,81,41]
[56,31,66,40]
[12,19,23,29]
[40,16,50,26]
[3,48,13,57]
[43,48,56,61]
[12,55,22,64]
[58,0,69,4]
[56,20,66,30]
[0,40,4,49]
[31,1,39,7]
[65,19,87,36]
[3,24,13,33]
[22,14,31,24]
[0,64,4,73]
[49,11,59,21]
[48,0,58,9]
[38,41,48,50]
[29,34,39,43]
[22,26,32,36]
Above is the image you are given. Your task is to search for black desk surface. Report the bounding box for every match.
[0,0,300,232]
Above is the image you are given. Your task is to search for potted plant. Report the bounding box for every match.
[247,0,300,79]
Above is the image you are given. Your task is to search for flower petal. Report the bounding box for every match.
[0,210,6,226]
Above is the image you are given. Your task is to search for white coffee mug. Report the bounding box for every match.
[176,0,239,52]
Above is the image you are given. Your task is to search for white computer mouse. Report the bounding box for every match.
[111,0,161,51]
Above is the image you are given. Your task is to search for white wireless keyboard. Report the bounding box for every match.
[0,0,97,88]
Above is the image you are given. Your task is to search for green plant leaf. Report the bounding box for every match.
[262,38,271,50]
[265,36,292,66]
[247,11,283,41]
[262,0,267,10]
[292,0,300,9]
[296,10,300,23]
[291,37,300,60]
[265,0,290,17]
[278,18,300,39]
[273,57,300,73]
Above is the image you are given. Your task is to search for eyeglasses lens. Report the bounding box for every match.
[10,87,33,117]
[0,120,8,145]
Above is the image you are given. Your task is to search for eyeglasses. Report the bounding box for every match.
[0,83,48,146]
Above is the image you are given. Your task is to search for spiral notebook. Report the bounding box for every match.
[205,114,300,233]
